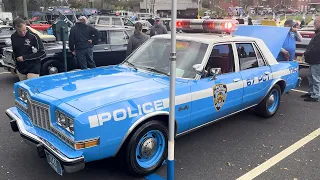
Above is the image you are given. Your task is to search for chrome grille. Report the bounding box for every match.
[16,96,75,149]
[30,100,51,132]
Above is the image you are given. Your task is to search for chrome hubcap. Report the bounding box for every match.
[48,66,58,74]
[140,137,157,159]
[268,94,275,107]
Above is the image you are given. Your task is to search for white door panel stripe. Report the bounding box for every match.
[88,69,295,128]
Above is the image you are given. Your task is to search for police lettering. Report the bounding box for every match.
[94,100,165,126]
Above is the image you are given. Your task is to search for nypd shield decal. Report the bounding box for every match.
[213,84,227,111]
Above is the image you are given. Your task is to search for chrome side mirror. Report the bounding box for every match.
[192,64,206,76]
[210,68,221,80]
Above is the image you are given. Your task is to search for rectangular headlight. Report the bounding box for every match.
[55,110,74,135]
[17,88,28,105]
[75,138,100,150]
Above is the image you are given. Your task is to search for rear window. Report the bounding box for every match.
[98,17,110,25]
[112,18,122,26]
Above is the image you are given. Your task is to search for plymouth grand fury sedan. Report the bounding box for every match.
[6,21,301,177]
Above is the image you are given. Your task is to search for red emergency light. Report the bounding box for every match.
[176,19,239,34]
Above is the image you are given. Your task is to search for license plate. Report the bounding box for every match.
[45,150,63,176]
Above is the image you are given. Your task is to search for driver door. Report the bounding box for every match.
[190,43,244,128]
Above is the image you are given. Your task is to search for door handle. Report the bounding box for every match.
[265,72,270,75]
[233,78,241,82]
[104,47,109,50]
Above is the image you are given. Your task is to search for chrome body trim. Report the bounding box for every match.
[15,94,75,149]
[6,109,84,163]
[176,104,257,137]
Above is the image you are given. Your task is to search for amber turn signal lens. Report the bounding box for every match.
[75,138,99,150]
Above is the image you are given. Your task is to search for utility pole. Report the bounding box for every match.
[101,0,104,9]
[23,0,28,18]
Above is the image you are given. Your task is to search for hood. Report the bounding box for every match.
[25,66,169,112]
[234,25,290,59]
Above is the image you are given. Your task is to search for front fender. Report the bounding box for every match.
[90,94,172,159]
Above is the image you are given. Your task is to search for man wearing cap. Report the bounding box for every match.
[69,16,100,70]
[301,16,320,102]
[277,19,302,62]
[150,17,167,37]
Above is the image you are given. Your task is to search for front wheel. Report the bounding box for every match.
[255,84,281,118]
[41,59,65,76]
[125,120,168,177]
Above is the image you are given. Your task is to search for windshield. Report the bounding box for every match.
[125,38,208,79]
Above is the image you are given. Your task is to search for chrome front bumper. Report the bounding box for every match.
[6,109,85,173]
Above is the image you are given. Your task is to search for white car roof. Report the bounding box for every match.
[152,33,278,65]
[153,33,262,44]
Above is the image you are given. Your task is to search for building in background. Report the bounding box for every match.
[308,0,320,9]
[140,0,198,18]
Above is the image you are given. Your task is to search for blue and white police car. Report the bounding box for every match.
[6,19,301,177]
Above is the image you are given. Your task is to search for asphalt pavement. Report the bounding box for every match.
[0,68,319,180]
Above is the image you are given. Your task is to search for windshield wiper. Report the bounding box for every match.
[124,61,137,70]
[140,67,169,76]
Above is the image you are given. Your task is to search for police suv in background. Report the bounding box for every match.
[2,27,133,76]
[94,15,151,34]
[6,19,300,177]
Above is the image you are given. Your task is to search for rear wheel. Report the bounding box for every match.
[125,120,168,177]
[255,84,281,118]
[41,59,64,76]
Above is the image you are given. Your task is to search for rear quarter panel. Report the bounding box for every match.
[270,61,299,93]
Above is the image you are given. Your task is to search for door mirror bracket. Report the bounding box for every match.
[210,68,221,81]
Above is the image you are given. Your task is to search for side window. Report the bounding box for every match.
[97,31,107,44]
[204,44,235,77]
[253,44,266,67]
[236,43,259,71]
[112,18,122,26]
[109,31,127,45]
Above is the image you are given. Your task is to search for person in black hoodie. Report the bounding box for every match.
[11,18,46,81]
[69,16,100,69]
[302,16,320,102]
[126,22,149,57]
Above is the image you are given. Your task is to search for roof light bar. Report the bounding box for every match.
[176,19,239,34]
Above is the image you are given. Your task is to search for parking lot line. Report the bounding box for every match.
[0,72,10,75]
[292,89,308,94]
[236,128,320,180]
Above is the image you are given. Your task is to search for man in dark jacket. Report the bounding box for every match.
[150,17,167,37]
[11,18,46,81]
[126,22,149,57]
[302,16,320,102]
[69,16,100,69]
